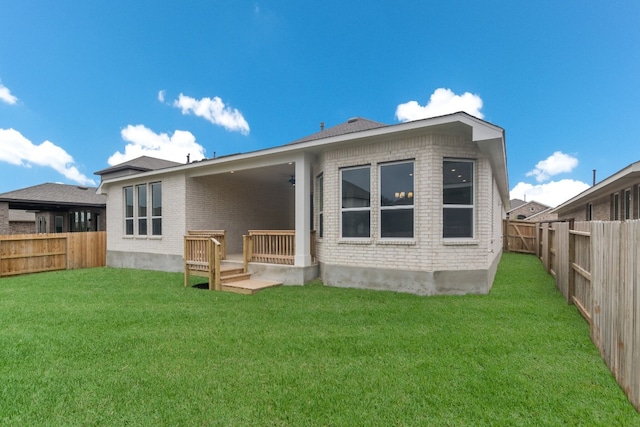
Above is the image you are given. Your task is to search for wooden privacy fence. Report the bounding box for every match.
[503,219,537,254]
[538,220,640,411]
[0,231,106,277]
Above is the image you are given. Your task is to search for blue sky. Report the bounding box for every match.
[1,1,639,207]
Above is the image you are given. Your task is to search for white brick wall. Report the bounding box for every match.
[185,173,294,254]
[105,172,186,257]
[315,133,500,272]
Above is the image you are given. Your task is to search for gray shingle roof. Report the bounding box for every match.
[0,183,106,206]
[94,156,182,176]
[288,117,387,145]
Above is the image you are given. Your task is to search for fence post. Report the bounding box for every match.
[568,219,575,305]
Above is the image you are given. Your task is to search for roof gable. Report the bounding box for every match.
[289,117,387,145]
[94,156,182,176]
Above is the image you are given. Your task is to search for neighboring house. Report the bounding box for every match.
[97,112,509,295]
[507,200,554,221]
[0,183,107,235]
[553,161,640,221]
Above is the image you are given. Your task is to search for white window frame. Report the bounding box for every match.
[443,158,475,239]
[150,182,162,236]
[124,186,134,235]
[379,160,414,240]
[340,165,371,239]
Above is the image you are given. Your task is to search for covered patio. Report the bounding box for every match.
[183,152,318,290]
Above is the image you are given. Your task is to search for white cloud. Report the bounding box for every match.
[173,93,250,135]
[526,151,578,182]
[108,124,206,166]
[396,88,484,122]
[0,128,95,185]
[0,81,18,105]
[510,179,590,208]
[158,90,166,103]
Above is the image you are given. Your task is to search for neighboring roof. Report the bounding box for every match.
[552,160,640,214]
[0,183,106,209]
[289,117,387,145]
[507,199,550,214]
[94,156,182,176]
[509,199,526,210]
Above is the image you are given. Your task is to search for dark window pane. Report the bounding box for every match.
[318,175,323,211]
[152,218,162,236]
[443,161,473,205]
[381,162,414,206]
[443,208,473,238]
[125,219,134,235]
[342,211,370,238]
[137,185,147,217]
[342,168,370,208]
[139,218,147,235]
[124,187,133,217]
[381,209,414,238]
[151,183,162,216]
[319,213,323,238]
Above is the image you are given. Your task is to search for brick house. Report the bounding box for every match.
[97,112,509,295]
[553,161,640,221]
[507,199,555,221]
[0,183,106,235]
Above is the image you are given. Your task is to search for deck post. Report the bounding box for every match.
[294,152,312,267]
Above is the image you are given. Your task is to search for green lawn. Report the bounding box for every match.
[1,253,638,426]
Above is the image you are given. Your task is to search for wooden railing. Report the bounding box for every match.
[187,230,227,259]
[0,232,106,277]
[243,230,316,270]
[184,235,221,290]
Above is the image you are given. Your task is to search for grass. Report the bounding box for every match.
[1,252,638,426]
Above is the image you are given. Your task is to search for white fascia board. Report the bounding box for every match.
[552,161,640,213]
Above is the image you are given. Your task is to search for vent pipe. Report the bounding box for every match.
[320,122,325,131]
[186,153,190,164]
[592,169,596,186]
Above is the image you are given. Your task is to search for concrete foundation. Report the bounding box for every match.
[248,262,319,285]
[107,250,184,272]
[107,249,502,296]
[321,253,502,296]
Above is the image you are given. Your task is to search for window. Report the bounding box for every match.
[123,183,162,236]
[151,182,162,236]
[317,174,324,238]
[341,166,370,238]
[586,203,593,221]
[55,216,64,233]
[124,186,134,235]
[612,193,620,220]
[137,184,147,235]
[443,159,474,238]
[380,161,414,238]
[37,216,47,233]
[624,189,631,220]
